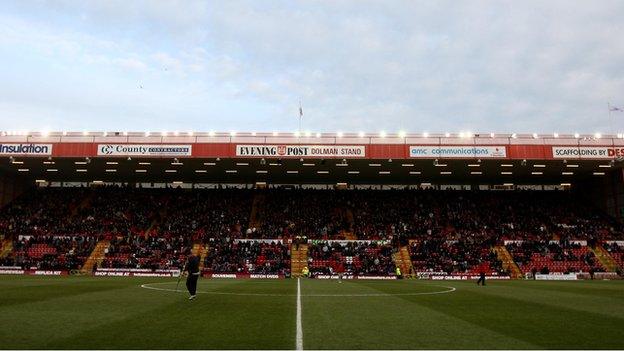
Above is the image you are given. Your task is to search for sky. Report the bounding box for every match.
[0,0,623,135]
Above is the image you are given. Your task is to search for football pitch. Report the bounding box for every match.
[1,276,623,350]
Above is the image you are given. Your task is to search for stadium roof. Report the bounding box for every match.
[1,131,623,185]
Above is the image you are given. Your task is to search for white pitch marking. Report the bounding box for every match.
[296,278,303,351]
[139,282,457,297]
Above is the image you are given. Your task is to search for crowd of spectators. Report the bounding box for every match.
[203,238,290,274]
[100,234,192,270]
[0,187,622,274]
[506,241,601,274]
[410,238,505,275]
[307,241,396,276]
[1,235,97,270]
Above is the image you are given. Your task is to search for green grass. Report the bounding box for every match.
[1,276,623,349]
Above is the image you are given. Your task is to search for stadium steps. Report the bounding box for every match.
[342,231,357,240]
[392,246,415,278]
[249,192,266,229]
[81,240,110,274]
[493,246,523,279]
[290,244,308,277]
[0,239,13,258]
[589,246,618,272]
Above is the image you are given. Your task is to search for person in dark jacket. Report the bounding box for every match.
[476,270,486,286]
[186,255,200,300]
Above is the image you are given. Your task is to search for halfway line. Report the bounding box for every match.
[296,278,303,350]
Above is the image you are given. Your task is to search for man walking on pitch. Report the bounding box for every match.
[186,254,200,300]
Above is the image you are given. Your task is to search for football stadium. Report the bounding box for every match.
[0,131,623,349]
[2,1,624,350]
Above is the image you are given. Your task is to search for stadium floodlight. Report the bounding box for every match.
[165,169,177,173]
[273,131,278,136]
[287,170,299,174]
[490,133,495,138]
[594,132,602,139]
[532,133,538,139]
[251,132,257,136]
[553,133,559,138]
[230,131,237,137]
[76,169,87,172]
[294,131,300,137]
[46,169,58,172]
[102,131,108,137]
[105,169,117,172]
[145,131,150,137]
[316,132,321,138]
[83,131,89,136]
[574,133,580,138]
[445,132,451,137]
[440,171,452,175]
[41,130,50,137]
[209,131,215,137]
[348,171,360,174]
[398,131,406,138]
[409,171,421,175]
[562,172,574,175]
[337,132,344,138]
[123,131,128,136]
[471,171,483,175]
[511,133,517,139]
[62,131,68,136]
[358,131,365,138]
[188,131,193,136]
[501,171,513,175]
[379,131,387,138]
[459,132,465,138]
[379,171,391,174]
[317,170,329,174]
[305,131,311,137]
[531,171,543,175]
[173,131,179,136]
[423,132,429,138]
[593,172,605,175]
[18,168,29,172]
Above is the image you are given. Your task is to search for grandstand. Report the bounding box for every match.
[1,131,623,349]
[0,131,623,278]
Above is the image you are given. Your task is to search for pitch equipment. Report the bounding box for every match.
[175,260,188,292]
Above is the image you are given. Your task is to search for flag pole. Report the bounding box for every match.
[608,102,612,137]
[299,101,303,135]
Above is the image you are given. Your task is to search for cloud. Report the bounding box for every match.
[1,0,624,133]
